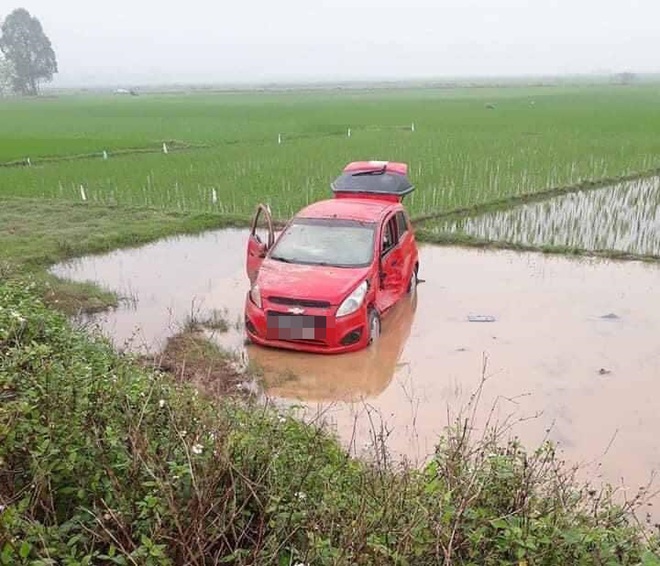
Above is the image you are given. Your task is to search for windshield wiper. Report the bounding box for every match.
[305,260,360,268]
[270,255,293,263]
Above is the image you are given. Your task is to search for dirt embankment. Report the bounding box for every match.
[139,330,250,398]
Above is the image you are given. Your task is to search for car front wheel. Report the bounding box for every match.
[367,308,381,346]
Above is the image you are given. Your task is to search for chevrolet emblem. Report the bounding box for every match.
[288,307,305,315]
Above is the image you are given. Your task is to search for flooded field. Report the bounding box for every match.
[52,228,660,512]
[431,176,660,256]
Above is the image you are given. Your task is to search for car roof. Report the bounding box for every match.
[294,197,399,223]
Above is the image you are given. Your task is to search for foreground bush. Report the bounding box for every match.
[0,281,659,565]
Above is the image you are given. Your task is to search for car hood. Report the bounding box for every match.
[257,259,370,306]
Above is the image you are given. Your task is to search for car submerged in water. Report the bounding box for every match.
[244,160,419,354]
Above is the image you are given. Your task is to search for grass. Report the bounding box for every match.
[182,308,231,333]
[1,281,659,564]
[2,85,660,220]
[0,196,250,313]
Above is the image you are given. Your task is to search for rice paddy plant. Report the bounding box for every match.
[433,176,660,256]
[2,85,660,220]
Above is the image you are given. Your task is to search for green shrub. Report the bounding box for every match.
[1,281,659,564]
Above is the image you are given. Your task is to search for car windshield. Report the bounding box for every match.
[269,217,376,268]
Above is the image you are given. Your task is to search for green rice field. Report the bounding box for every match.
[427,176,660,256]
[2,84,660,221]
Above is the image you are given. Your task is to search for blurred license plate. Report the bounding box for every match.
[267,314,326,340]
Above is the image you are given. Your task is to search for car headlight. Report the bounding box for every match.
[250,284,262,308]
[336,280,368,318]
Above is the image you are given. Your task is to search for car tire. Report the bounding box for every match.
[367,308,381,346]
[407,265,418,295]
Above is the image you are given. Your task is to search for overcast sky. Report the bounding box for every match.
[5,0,659,86]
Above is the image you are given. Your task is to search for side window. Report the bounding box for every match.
[381,216,399,256]
[396,211,408,237]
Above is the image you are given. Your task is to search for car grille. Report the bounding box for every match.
[268,296,331,309]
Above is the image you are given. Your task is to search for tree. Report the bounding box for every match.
[0,8,57,95]
[0,55,15,96]
[615,72,636,85]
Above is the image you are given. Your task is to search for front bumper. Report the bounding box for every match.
[244,292,369,354]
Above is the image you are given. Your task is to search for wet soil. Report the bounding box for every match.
[52,228,660,514]
[138,330,248,399]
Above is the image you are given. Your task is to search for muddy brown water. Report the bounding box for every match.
[51,228,660,516]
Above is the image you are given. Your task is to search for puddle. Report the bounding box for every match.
[431,176,660,256]
[52,229,251,355]
[52,228,660,515]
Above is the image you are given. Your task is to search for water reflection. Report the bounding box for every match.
[433,176,660,256]
[248,292,417,402]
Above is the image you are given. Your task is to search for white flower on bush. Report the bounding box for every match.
[158,399,166,408]
[10,310,25,323]
[191,443,203,455]
[294,491,306,500]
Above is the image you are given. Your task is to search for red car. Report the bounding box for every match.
[244,160,419,354]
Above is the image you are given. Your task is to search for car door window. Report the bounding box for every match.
[381,216,399,256]
[250,203,275,249]
[396,211,408,237]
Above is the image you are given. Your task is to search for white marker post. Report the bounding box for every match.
[411,122,415,132]
[212,187,218,204]
[277,133,282,145]
[80,185,87,201]
[26,157,31,166]
[347,128,351,138]
[162,142,168,154]
[103,150,108,160]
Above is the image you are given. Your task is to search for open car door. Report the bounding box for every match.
[246,203,274,285]
[376,212,405,313]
